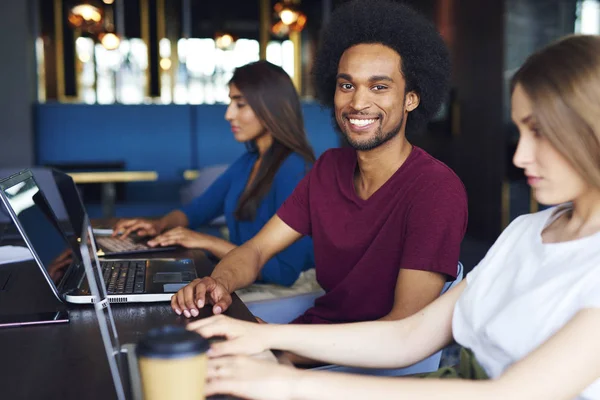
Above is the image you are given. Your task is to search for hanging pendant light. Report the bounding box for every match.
[68,4,104,33]
[273,0,307,36]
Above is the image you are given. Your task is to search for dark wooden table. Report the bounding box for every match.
[0,244,257,400]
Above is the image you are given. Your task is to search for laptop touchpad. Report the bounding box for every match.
[153,272,183,283]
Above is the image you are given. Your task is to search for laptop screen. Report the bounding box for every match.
[0,172,80,289]
[51,169,86,237]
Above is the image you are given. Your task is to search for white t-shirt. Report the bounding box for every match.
[453,205,600,399]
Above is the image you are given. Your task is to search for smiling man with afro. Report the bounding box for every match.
[313,0,451,138]
[169,0,468,367]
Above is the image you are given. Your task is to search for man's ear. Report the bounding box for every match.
[405,91,420,112]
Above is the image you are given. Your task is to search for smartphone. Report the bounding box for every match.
[0,310,69,328]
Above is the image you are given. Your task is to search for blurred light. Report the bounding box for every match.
[99,32,120,50]
[292,13,307,32]
[273,1,307,34]
[271,21,290,37]
[68,4,103,30]
[103,0,115,4]
[215,33,235,50]
[280,9,298,25]
[580,0,600,34]
[72,4,102,22]
[160,58,172,70]
[78,52,91,63]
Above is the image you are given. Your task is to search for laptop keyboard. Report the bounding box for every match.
[96,237,150,253]
[101,261,146,294]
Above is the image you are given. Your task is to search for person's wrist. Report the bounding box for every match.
[197,233,215,251]
[212,275,232,294]
[266,324,289,351]
[155,218,168,234]
[285,367,307,400]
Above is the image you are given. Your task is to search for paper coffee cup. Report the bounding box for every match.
[137,325,209,400]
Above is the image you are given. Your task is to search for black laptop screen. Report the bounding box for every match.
[51,170,86,238]
[1,175,79,286]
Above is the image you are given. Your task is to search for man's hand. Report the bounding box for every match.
[187,314,274,357]
[171,277,232,317]
[112,218,164,239]
[147,227,212,249]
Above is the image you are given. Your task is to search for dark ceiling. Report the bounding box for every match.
[40,0,434,41]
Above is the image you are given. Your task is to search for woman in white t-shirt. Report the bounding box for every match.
[184,35,600,400]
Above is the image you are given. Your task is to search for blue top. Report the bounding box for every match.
[180,152,315,287]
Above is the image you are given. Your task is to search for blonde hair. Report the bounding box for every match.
[511,34,600,190]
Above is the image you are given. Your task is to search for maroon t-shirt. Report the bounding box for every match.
[277,146,468,324]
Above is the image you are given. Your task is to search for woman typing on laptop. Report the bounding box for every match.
[113,61,315,287]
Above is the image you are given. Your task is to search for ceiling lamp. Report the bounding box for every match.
[68,4,103,32]
[215,32,236,50]
[99,32,120,50]
[98,2,121,50]
[273,0,307,33]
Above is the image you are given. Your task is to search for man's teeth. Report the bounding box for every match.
[349,118,377,127]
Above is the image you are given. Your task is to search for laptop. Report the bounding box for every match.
[0,169,198,304]
[80,215,242,400]
[80,215,277,400]
[79,212,141,400]
[50,169,177,257]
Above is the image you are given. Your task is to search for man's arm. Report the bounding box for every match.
[378,269,447,321]
[171,215,303,316]
[211,216,303,292]
[286,269,447,365]
[377,174,468,321]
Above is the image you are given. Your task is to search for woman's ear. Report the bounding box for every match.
[405,91,420,112]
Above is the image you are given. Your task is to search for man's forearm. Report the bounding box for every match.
[211,242,264,293]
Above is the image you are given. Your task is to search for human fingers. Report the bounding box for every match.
[119,220,153,240]
[112,219,136,237]
[210,286,232,315]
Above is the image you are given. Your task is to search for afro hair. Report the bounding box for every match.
[312,0,451,136]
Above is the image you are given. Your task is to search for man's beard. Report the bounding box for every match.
[334,111,405,151]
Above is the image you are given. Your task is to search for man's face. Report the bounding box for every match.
[334,43,418,151]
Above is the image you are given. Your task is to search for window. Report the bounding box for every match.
[73,37,294,105]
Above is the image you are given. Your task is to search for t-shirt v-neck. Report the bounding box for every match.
[340,147,416,207]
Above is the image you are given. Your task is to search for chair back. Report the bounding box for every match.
[311,262,465,376]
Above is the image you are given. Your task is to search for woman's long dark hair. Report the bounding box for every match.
[232,61,316,220]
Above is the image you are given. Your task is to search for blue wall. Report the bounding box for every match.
[35,102,340,216]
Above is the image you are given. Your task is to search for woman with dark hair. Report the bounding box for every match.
[114,61,316,287]
[188,35,600,399]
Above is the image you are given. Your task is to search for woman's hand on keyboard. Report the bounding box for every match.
[187,314,274,357]
[112,218,164,239]
[147,227,212,249]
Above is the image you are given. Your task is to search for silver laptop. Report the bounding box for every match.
[50,169,177,257]
[0,169,198,304]
[79,212,142,400]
